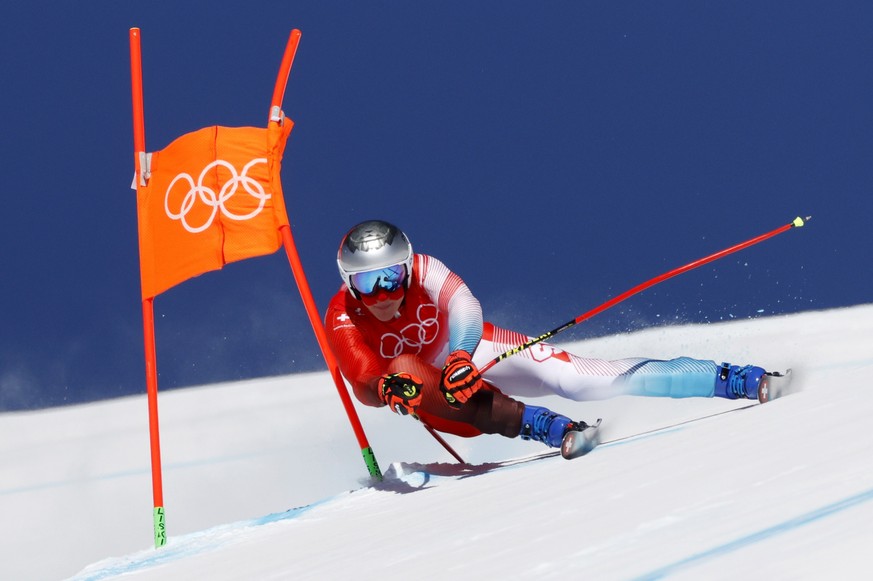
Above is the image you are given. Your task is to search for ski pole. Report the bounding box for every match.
[480,216,810,374]
[422,422,466,464]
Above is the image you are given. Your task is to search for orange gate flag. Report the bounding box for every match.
[135,121,293,299]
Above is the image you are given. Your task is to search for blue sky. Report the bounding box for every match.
[1,1,871,410]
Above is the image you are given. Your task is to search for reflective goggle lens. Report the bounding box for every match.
[350,264,406,296]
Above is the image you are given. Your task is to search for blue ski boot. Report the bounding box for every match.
[519,405,587,448]
[715,363,767,401]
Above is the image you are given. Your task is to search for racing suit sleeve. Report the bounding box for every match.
[416,254,483,356]
[324,293,385,407]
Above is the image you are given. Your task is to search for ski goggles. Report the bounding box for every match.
[350,264,407,297]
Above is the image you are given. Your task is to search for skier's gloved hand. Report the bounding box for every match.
[378,372,423,418]
[440,349,486,408]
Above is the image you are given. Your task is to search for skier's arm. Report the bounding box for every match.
[324,302,386,407]
[417,254,483,356]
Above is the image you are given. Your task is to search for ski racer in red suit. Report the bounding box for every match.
[324,220,782,452]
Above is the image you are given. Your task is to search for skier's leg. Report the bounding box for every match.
[472,323,618,399]
[387,354,524,438]
[474,323,766,401]
[387,354,590,444]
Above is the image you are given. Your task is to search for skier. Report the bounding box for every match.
[324,219,783,456]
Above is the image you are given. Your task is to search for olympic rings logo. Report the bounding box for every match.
[164,158,270,233]
[380,304,440,358]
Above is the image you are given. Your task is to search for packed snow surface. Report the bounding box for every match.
[3,305,872,580]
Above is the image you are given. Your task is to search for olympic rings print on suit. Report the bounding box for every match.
[379,304,440,358]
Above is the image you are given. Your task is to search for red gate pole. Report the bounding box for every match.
[270,30,382,478]
[130,27,167,548]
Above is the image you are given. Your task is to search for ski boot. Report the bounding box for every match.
[519,405,600,459]
[715,363,765,400]
[715,363,793,403]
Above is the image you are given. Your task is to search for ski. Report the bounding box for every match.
[385,373,799,490]
[560,418,602,460]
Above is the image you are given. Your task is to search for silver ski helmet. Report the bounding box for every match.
[337,220,413,299]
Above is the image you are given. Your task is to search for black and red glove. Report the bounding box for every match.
[440,350,486,408]
[378,372,424,417]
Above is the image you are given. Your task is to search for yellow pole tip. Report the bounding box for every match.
[792,216,808,228]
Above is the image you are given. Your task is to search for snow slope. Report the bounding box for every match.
[3,305,872,580]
